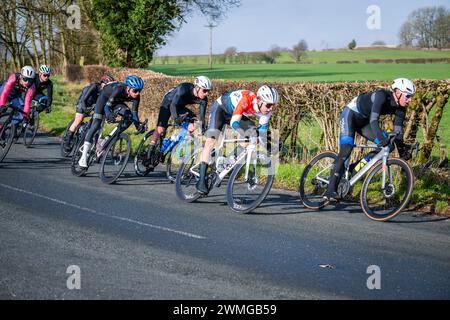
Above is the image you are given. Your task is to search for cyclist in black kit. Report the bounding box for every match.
[78,75,147,168]
[325,78,416,201]
[33,65,53,113]
[143,76,212,167]
[63,75,115,151]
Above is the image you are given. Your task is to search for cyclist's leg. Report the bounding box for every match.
[326,107,357,200]
[196,101,228,194]
[79,103,104,167]
[145,106,170,165]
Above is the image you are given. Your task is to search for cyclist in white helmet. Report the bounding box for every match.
[34,64,53,113]
[324,77,416,201]
[0,66,37,121]
[143,75,212,168]
[195,84,280,195]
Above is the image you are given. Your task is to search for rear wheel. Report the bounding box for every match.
[299,151,337,209]
[175,150,202,202]
[99,133,131,184]
[60,119,76,157]
[23,110,39,147]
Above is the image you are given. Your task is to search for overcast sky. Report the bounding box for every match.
[156,0,449,56]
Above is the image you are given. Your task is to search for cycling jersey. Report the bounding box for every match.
[95,82,140,122]
[76,82,102,115]
[342,89,406,144]
[159,83,207,127]
[0,73,36,115]
[221,90,270,132]
[34,77,53,107]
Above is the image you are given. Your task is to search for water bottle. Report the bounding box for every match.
[161,138,170,152]
[354,155,371,173]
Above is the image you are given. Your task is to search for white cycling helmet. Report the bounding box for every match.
[194,76,212,90]
[391,78,416,95]
[39,64,52,74]
[21,66,36,79]
[257,85,280,104]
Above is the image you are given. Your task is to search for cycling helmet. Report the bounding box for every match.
[391,78,416,95]
[194,76,212,90]
[100,75,115,85]
[125,75,144,90]
[39,64,51,74]
[21,66,36,79]
[257,85,280,104]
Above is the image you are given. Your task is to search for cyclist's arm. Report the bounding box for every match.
[369,91,388,143]
[169,86,186,119]
[131,97,141,127]
[393,107,406,142]
[0,74,15,106]
[24,84,36,115]
[46,81,53,107]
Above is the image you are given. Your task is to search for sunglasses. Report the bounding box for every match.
[41,73,50,77]
[22,77,34,83]
[401,91,413,99]
[131,89,141,94]
[264,103,274,109]
[201,88,211,94]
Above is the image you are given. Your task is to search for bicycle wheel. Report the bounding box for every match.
[226,153,275,214]
[175,150,202,202]
[23,110,39,147]
[166,134,198,182]
[60,119,75,157]
[133,130,155,176]
[0,122,16,162]
[299,151,337,209]
[360,158,414,222]
[71,130,89,177]
[99,133,131,184]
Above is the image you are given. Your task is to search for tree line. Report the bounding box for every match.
[0,0,240,76]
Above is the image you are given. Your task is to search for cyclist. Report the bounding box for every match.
[78,75,147,168]
[0,66,37,124]
[195,85,279,195]
[143,76,212,167]
[324,78,416,201]
[33,65,53,113]
[63,75,115,152]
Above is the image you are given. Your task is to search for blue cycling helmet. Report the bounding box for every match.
[125,75,144,90]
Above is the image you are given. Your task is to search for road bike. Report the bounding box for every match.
[71,108,145,184]
[14,99,44,147]
[134,113,200,182]
[299,134,416,221]
[175,125,275,214]
[0,103,29,162]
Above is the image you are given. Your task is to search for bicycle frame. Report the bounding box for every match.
[190,125,258,187]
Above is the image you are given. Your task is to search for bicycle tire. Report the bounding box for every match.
[226,155,275,214]
[299,151,338,209]
[99,133,131,184]
[175,150,202,203]
[0,122,16,163]
[134,130,154,176]
[360,157,414,222]
[23,110,39,147]
[60,119,76,157]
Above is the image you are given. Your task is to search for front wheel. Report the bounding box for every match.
[0,122,16,162]
[99,133,131,184]
[299,151,338,209]
[134,130,160,176]
[60,119,76,157]
[23,110,39,147]
[226,153,275,214]
[360,158,414,222]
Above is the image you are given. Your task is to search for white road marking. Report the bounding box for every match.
[0,182,206,240]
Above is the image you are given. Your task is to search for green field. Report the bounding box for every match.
[149,63,450,82]
[153,48,450,65]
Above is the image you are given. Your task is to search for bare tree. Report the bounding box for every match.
[266,45,282,64]
[224,46,237,64]
[291,39,308,63]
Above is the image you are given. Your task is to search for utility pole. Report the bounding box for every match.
[205,23,217,69]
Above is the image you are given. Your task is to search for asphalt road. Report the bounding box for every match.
[1,133,449,300]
